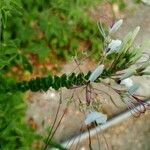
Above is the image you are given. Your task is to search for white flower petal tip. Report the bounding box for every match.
[85,111,107,125]
[120,78,133,89]
[89,64,104,82]
[109,19,123,33]
[132,26,140,41]
[107,39,122,54]
[135,26,140,33]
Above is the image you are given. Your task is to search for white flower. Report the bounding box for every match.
[108,39,122,50]
[85,111,107,125]
[89,64,104,82]
[109,19,123,33]
[120,78,133,89]
[106,39,122,54]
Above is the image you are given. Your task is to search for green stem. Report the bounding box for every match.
[4,69,112,93]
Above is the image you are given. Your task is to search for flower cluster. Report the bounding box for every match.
[83,19,150,121]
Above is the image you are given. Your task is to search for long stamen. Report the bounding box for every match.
[43,91,62,150]
[86,85,91,105]
[74,124,84,150]
[94,122,101,150]
[87,126,93,150]
[99,126,111,150]
[131,95,147,113]
[89,85,92,103]
[123,98,141,117]
[64,123,84,150]
[132,95,150,107]
[93,87,119,108]
[48,108,68,144]
[74,58,82,72]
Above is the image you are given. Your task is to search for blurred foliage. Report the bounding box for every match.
[0,0,140,71]
[0,71,40,149]
[111,0,126,10]
[0,0,104,73]
[0,82,41,149]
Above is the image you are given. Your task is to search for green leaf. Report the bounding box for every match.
[21,55,33,73]
[3,41,17,55]
[25,42,50,60]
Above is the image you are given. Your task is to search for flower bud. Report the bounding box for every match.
[89,64,104,82]
[107,39,122,54]
[109,19,123,33]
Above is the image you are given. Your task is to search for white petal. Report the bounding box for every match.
[120,78,133,89]
[85,111,107,125]
[108,39,122,50]
[109,19,123,33]
[89,64,104,82]
[106,40,122,55]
